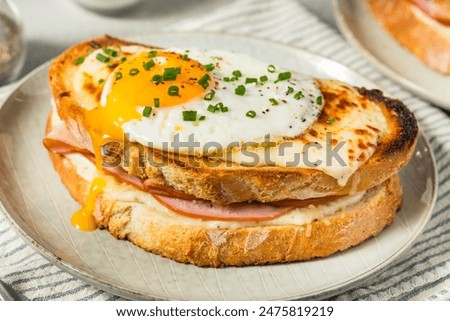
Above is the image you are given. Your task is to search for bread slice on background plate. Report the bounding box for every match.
[366,0,450,75]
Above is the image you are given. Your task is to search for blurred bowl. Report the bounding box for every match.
[72,0,141,14]
[0,0,25,86]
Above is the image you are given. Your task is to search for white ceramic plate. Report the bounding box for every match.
[0,33,437,300]
[334,0,450,110]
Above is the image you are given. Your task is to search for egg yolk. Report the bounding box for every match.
[71,177,106,231]
[84,50,210,167]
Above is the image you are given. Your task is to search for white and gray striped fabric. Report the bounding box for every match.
[1,0,450,300]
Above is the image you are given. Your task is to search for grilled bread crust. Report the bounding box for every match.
[49,35,418,205]
[366,0,450,75]
[47,142,402,267]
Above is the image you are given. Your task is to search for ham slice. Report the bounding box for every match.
[143,180,197,200]
[101,159,146,191]
[44,122,91,154]
[151,194,293,221]
[95,167,293,221]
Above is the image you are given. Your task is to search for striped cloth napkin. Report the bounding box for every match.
[1,0,449,301]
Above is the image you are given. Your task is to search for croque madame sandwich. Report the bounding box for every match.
[366,0,450,74]
[43,36,418,267]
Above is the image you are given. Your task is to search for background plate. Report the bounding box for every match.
[334,0,450,110]
[0,33,437,300]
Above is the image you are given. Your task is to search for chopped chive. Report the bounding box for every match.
[129,68,140,76]
[287,86,294,94]
[102,46,118,57]
[269,98,279,105]
[168,85,179,96]
[185,49,190,53]
[326,118,336,125]
[198,74,210,89]
[154,98,160,108]
[74,56,85,65]
[204,91,215,101]
[143,106,152,117]
[121,57,127,63]
[148,50,158,58]
[181,54,188,60]
[163,67,181,81]
[294,91,304,100]
[182,110,197,121]
[223,77,231,82]
[115,72,123,81]
[206,102,228,113]
[96,53,110,63]
[267,64,276,73]
[204,63,215,72]
[274,71,291,83]
[245,77,258,84]
[143,59,155,70]
[259,75,268,82]
[152,74,163,83]
[246,110,257,118]
[205,102,229,113]
[232,70,242,78]
[207,104,218,113]
[199,115,206,121]
[316,96,323,105]
[98,78,105,84]
[235,85,246,96]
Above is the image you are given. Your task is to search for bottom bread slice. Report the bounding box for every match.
[49,149,402,267]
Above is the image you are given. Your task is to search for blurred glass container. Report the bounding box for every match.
[0,0,24,86]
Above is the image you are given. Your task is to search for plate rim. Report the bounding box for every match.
[0,31,438,300]
[333,0,450,110]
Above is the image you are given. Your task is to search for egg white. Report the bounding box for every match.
[98,48,324,155]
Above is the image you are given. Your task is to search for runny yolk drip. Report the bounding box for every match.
[71,177,107,231]
[83,50,209,168]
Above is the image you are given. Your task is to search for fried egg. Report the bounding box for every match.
[75,45,324,161]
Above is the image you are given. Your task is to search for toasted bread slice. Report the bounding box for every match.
[49,36,418,204]
[410,0,450,25]
[367,0,450,75]
[47,137,402,267]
